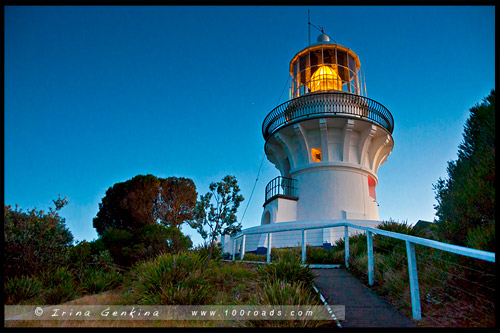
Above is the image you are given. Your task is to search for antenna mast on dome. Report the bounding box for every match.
[308,9,311,45]
[308,9,328,45]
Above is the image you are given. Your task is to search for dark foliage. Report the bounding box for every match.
[93,174,197,235]
[157,177,198,229]
[96,224,192,267]
[433,90,495,251]
[4,196,73,279]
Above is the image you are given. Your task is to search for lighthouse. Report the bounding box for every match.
[246,32,395,250]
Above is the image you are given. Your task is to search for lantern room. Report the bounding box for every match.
[289,33,363,98]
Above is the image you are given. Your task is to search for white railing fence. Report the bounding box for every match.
[225,222,495,326]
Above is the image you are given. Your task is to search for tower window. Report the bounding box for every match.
[311,147,322,162]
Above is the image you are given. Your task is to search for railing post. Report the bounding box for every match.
[302,229,306,264]
[221,234,226,254]
[232,237,236,260]
[367,231,374,285]
[240,234,246,261]
[267,233,272,263]
[344,226,349,268]
[406,240,422,320]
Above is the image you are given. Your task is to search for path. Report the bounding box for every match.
[313,268,417,328]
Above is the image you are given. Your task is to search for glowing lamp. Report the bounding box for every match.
[310,65,341,92]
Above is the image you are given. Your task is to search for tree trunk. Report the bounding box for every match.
[203,238,214,270]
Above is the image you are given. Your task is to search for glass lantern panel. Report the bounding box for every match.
[348,56,357,75]
[324,49,335,65]
[310,50,320,67]
[336,51,349,82]
[299,55,307,75]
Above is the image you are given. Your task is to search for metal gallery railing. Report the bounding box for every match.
[264,176,297,204]
[229,221,495,322]
[262,92,394,141]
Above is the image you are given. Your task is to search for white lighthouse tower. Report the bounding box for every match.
[249,32,395,250]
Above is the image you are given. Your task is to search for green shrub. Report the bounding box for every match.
[4,275,42,305]
[68,241,117,271]
[39,283,78,305]
[38,266,72,287]
[131,224,193,262]
[306,246,340,264]
[38,266,77,305]
[126,251,213,305]
[270,247,301,262]
[4,198,73,279]
[333,238,345,249]
[242,253,267,262]
[197,261,260,305]
[192,242,223,262]
[465,222,495,252]
[259,257,316,289]
[348,233,367,257]
[258,280,322,306]
[433,91,495,249]
[157,270,212,305]
[215,262,256,281]
[99,228,134,267]
[80,268,122,295]
[377,220,421,235]
[349,253,368,279]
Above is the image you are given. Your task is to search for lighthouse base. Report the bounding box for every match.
[221,219,381,255]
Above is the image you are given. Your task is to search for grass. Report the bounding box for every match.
[5,250,337,328]
[5,257,123,306]
[258,256,316,289]
[241,253,267,262]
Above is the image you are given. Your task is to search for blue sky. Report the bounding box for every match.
[5,5,495,246]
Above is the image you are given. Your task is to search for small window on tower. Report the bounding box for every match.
[311,147,322,162]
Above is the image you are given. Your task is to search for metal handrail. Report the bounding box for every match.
[262,92,394,141]
[229,220,495,321]
[264,176,297,203]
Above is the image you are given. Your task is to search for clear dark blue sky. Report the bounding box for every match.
[5,5,495,245]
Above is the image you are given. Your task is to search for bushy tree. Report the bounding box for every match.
[97,228,135,267]
[132,224,193,261]
[92,174,197,266]
[93,174,197,235]
[4,195,74,278]
[433,90,495,251]
[157,177,197,229]
[189,175,244,266]
[93,175,160,235]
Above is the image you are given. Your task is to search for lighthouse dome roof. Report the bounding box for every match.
[317,33,330,42]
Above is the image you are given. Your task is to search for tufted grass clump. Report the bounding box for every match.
[242,253,267,262]
[258,280,322,306]
[4,275,43,305]
[270,247,301,262]
[125,251,214,305]
[258,256,316,290]
[306,245,341,264]
[247,280,330,328]
[37,266,78,305]
[80,268,123,295]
